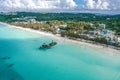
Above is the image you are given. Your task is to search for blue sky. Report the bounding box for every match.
[0,0,120,14]
[74,0,85,8]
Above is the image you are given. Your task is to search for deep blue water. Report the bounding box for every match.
[0,24,120,80]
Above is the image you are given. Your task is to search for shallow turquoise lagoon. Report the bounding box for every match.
[0,24,120,80]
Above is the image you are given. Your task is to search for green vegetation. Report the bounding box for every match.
[0,12,120,35]
[0,12,120,48]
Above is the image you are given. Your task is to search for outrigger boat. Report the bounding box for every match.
[39,41,57,49]
[39,43,51,49]
[49,41,57,46]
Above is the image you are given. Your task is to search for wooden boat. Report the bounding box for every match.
[39,43,51,49]
[49,41,57,46]
[39,41,57,49]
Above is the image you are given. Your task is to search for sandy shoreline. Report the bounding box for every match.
[0,22,120,56]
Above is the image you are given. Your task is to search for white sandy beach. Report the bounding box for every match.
[0,22,120,56]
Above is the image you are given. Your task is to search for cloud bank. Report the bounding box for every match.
[0,0,77,12]
[0,0,120,12]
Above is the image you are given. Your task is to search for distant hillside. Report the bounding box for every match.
[0,12,120,22]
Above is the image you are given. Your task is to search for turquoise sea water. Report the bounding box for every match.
[0,24,120,80]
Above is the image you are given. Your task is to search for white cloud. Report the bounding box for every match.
[0,0,77,12]
[84,0,109,10]
[0,0,120,12]
[84,0,120,10]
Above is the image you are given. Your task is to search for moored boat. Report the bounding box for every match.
[49,41,57,46]
[39,43,51,49]
[39,41,57,49]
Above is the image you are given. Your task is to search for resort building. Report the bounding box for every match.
[99,24,106,30]
[28,19,36,23]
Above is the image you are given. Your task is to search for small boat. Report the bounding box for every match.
[39,41,57,50]
[39,43,51,49]
[49,41,57,46]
